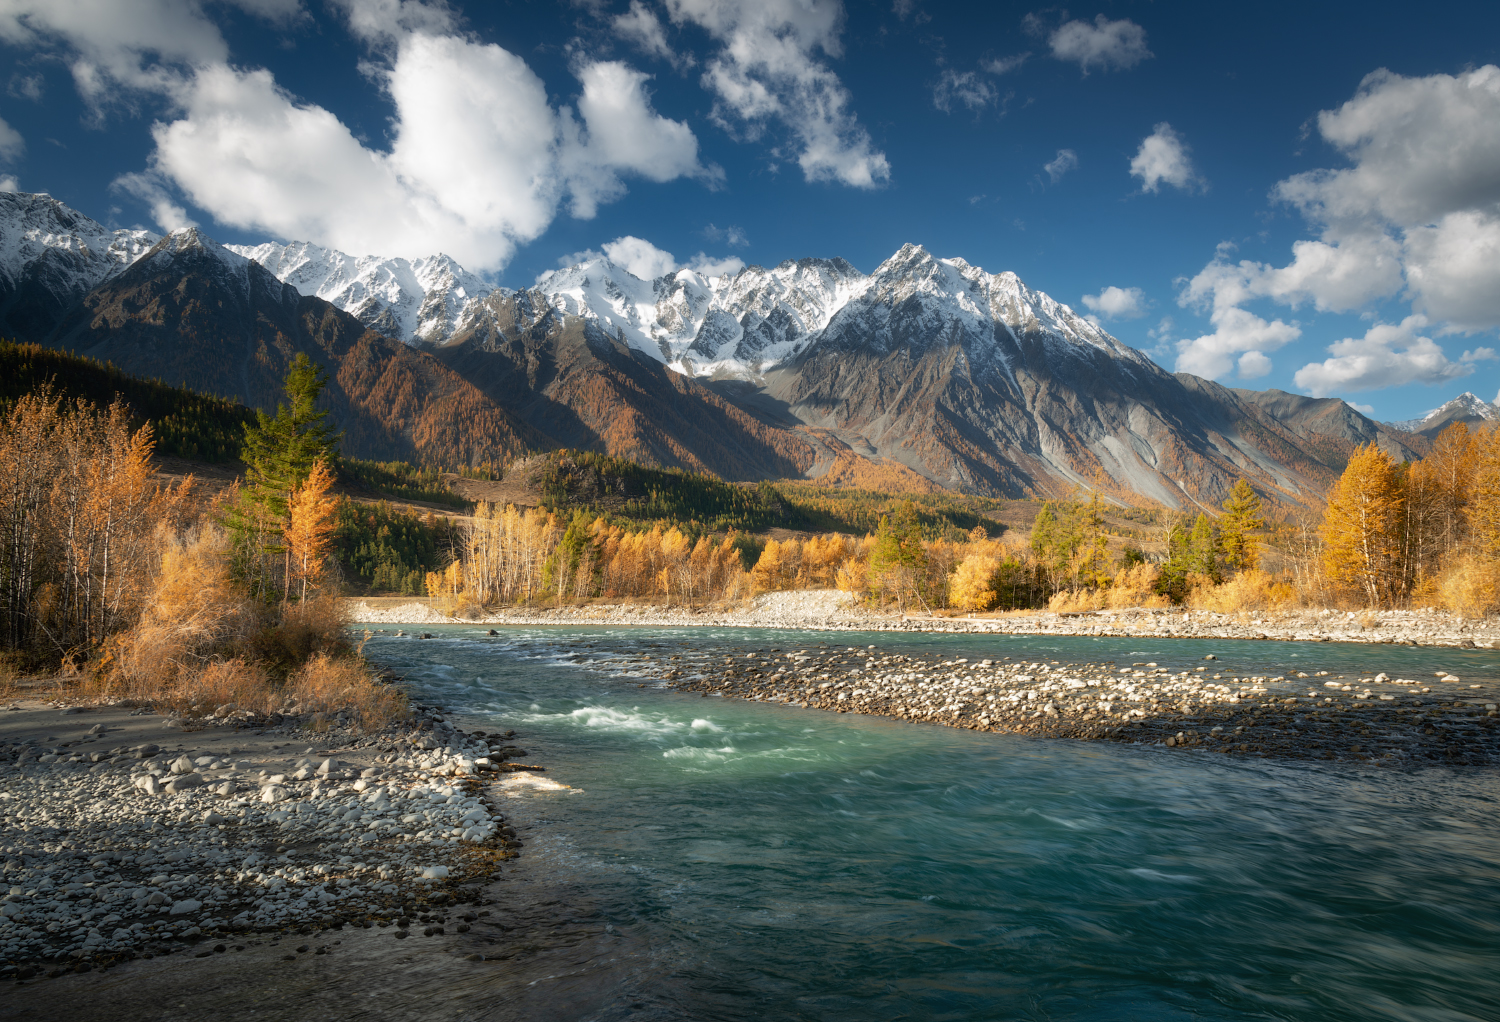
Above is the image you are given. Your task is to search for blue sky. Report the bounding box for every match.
[2,0,1498,420]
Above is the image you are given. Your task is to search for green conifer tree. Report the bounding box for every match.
[1189,513,1221,580]
[1219,478,1266,572]
[225,354,343,598]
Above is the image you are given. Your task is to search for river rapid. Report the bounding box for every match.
[364,625,1500,1022]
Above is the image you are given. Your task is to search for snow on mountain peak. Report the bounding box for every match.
[1387,391,1500,432]
[226,240,497,344]
[0,190,158,294]
[0,190,1153,385]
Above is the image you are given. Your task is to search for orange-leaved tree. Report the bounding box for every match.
[283,459,338,602]
[1322,444,1406,607]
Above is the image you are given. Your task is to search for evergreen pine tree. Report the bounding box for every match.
[226,355,343,598]
[1219,479,1265,572]
[1189,513,1221,579]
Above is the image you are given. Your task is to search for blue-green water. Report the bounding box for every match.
[366,627,1500,1022]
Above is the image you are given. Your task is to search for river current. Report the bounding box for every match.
[363,626,1500,1022]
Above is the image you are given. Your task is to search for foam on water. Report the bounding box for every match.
[362,626,1500,1022]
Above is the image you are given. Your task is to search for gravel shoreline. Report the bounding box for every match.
[346,591,1500,649]
[0,693,543,983]
[654,643,1500,765]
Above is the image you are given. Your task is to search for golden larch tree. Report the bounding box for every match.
[283,459,338,602]
[1322,444,1407,607]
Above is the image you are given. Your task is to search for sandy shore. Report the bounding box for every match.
[347,590,1500,649]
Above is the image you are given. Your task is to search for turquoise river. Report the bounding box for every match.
[362,625,1500,1022]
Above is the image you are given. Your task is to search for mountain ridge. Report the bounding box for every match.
[0,190,1436,509]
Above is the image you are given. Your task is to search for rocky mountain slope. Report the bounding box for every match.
[0,190,1440,508]
[45,228,543,468]
[0,191,159,342]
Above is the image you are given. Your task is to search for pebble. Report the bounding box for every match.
[606,639,1500,766]
[0,702,522,971]
[347,593,1500,650]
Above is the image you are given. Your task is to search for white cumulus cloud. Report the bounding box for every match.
[983,53,1029,75]
[565,235,745,281]
[602,236,682,279]
[1048,15,1151,75]
[1081,285,1145,320]
[13,0,716,271]
[111,170,197,230]
[1271,65,1500,331]
[613,0,690,68]
[562,59,722,218]
[666,0,890,188]
[1292,316,1475,396]
[1043,148,1077,184]
[703,223,748,246]
[0,0,294,103]
[1177,65,1500,370]
[1174,305,1301,381]
[1130,122,1201,194]
[1179,232,1404,317]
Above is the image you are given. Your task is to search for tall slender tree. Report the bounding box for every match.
[1219,478,1265,572]
[1322,444,1406,607]
[284,459,338,602]
[226,355,342,599]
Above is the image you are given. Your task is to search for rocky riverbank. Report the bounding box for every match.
[634,642,1499,766]
[0,695,541,983]
[346,592,1500,649]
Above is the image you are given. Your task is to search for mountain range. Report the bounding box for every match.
[0,189,1437,510]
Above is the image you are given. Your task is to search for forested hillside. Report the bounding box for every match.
[0,341,254,461]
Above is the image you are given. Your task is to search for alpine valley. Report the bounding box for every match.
[0,190,1434,508]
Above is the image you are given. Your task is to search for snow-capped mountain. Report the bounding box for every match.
[532,253,864,374]
[0,189,1436,505]
[1388,392,1500,435]
[226,240,492,345]
[0,191,159,340]
[0,191,159,290]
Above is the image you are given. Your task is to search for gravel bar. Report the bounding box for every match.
[642,643,1500,765]
[0,697,539,982]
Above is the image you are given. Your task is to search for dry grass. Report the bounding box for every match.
[93,524,264,701]
[1187,570,1297,614]
[1048,589,1106,612]
[1439,554,1500,619]
[69,523,405,725]
[285,652,408,727]
[1048,564,1171,612]
[1106,563,1170,610]
[0,657,19,701]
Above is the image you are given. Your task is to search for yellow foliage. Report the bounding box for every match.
[1438,554,1500,619]
[950,554,999,612]
[1106,562,1167,609]
[108,525,261,694]
[1187,569,1297,613]
[284,459,338,602]
[1322,444,1406,607]
[834,556,868,594]
[1049,589,1105,612]
[751,538,798,593]
[1473,428,1500,559]
[285,652,409,728]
